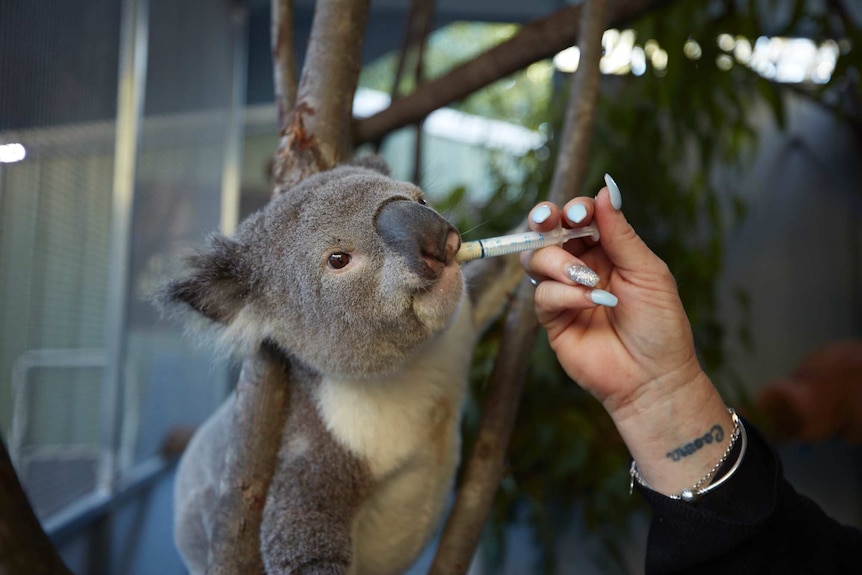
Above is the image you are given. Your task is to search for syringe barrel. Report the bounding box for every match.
[455,225,597,262]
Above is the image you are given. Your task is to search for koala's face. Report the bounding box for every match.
[162,164,464,378]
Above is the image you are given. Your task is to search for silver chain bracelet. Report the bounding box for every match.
[629,408,747,502]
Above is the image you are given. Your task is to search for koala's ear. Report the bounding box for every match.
[159,235,249,325]
[347,154,390,176]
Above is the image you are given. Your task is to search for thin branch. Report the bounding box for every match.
[389,0,434,104]
[354,0,671,146]
[373,12,413,154]
[272,0,373,192]
[0,437,74,575]
[427,1,608,574]
[379,0,436,184]
[272,0,297,134]
[409,0,434,185]
[427,285,539,575]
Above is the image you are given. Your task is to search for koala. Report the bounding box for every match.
[160,159,523,575]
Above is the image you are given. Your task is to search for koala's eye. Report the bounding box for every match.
[418,197,428,206]
[328,252,351,269]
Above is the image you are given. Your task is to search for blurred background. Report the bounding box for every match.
[1,0,860,573]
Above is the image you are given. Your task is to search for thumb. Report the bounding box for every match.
[594,174,661,274]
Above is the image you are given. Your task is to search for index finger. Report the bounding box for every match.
[528,201,593,258]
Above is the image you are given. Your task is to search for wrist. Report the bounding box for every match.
[608,367,735,496]
[630,408,745,501]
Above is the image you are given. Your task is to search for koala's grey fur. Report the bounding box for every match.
[160,160,523,575]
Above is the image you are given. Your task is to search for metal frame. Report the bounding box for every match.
[100,0,149,495]
[220,4,250,237]
[2,0,252,556]
[45,455,172,544]
[8,346,172,548]
[21,0,251,551]
[8,348,106,466]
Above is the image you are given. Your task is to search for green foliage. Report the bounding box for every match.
[368,1,859,572]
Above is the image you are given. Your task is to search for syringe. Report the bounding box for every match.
[455,225,599,262]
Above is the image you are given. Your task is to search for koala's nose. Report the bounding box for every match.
[376,200,461,280]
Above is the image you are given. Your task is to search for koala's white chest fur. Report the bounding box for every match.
[315,294,476,575]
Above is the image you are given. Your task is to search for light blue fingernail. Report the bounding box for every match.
[567,203,587,224]
[604,173,622,210]
[590,289,618,307]
[532,204,551,224]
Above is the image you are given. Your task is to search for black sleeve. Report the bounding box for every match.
[636,419,862,574]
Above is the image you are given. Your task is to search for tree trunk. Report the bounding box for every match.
[427,1,608,573]
[0,437,74,575]
[354,0,671,146]
[205,345,291,575]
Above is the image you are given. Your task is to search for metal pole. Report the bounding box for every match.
[45,456,173,544]
[100,0,149,494]
[219,4,249,238]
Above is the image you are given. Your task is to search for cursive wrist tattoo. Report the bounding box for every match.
[666,424,724,462]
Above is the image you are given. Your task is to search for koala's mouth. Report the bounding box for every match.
[420,229,461,279]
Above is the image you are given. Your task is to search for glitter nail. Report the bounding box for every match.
[567,264,600,287]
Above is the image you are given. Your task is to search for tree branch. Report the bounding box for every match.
[0,436,74,575]
[409,0,434,185]
[272,0,298,134]
[272,0,372,191]
[427,1,608,573]
[427,284,539,575]
[354,0,671,146]
[388,0,435,103]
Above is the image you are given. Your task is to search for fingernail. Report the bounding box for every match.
[567,203,587,224]
[567,264,599,287]
[531,204,551,224]
[604,173,622,210]
[590,289,618,307]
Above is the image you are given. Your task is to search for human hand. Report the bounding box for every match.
[521,175,732,495]
[521,175,705,417]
